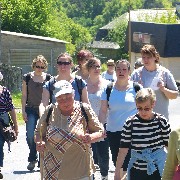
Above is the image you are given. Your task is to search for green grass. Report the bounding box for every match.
[12,91,24,125]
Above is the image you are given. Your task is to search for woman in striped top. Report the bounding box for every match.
[114,88,171,180]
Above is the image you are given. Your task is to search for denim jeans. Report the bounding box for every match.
[91,137,109,177]
[0,134,5,167]
[25,107,39,162]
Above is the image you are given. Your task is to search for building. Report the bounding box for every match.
[1,31,68,75]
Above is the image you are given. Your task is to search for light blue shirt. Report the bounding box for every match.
[101,81,137,132]
[127,148,167,180]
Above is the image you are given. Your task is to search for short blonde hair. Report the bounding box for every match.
[135,88,156,104]
[31,55,48,71]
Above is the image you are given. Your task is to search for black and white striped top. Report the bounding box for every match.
[120,113,171,171]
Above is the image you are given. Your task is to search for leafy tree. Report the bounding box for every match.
[1,0,53,36]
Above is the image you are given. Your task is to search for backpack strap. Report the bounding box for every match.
[48,77,56,104]
[46,106,53,125]
[133,82,141,93]
[75,76,83,102]
[106,83,113,102]
[45,74,51,81]
[80,102,89,124]
[25,73,31,103]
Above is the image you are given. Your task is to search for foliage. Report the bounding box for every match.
[137,10,178,23]
[108,19,129,59]
[1,0,92,54]
[12,91,24,125]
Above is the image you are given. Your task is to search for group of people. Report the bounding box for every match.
[0,44,179,180]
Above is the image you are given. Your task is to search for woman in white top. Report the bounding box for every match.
[101,59,117,82]
[86,57,110,180]
[131,44,178,119]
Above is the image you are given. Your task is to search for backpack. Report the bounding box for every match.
[47,76,88,123]
[48,76,84,104]
[46,103,88,125]
[106,82,141,102]
[25,73,51,103]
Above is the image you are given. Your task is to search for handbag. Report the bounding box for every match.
[0,114,17,143]
[173,165,180,180]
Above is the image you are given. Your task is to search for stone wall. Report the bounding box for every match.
[0,63,22,92]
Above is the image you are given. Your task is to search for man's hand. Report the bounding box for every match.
[36,141,46,153]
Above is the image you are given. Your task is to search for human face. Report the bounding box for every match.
[136,99,155,120]
[89,61,101,76]
[56,93,74,112]
[141,53,156,70]
[57,57,72,73]
[107,64,115,72]
[34,61,46,73]
[115,62,129,80]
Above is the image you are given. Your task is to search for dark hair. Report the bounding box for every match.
[56,52,72,63]
[77,50,94,61]
[115,59,131,71]
[141,44,160,63]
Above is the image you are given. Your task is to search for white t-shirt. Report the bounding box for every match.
[101,71,117,82]
[131,66,178,119]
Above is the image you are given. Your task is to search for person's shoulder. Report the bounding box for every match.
[132,66,143,75]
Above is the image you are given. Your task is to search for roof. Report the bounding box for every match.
[1,31,68,44]
[101,9,176,30]
[125,21,180,57]
[87,41,120,49]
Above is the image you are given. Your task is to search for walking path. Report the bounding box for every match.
[1,96,180,179]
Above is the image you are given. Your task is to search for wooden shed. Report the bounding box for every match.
[0,31,68,75]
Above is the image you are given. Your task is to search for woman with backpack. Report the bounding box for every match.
[21,55,51,171]
[99,59,142,179]
[39,52,90,117]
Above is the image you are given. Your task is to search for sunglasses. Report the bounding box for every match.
[35,65,45,69]
[137,107,152,112]
[90,65,101,69]
[107,64,114,67]
[57,61,71,66]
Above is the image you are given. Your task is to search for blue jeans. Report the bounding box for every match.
[25,107,39,162]
[0,134,5,167]
[91,137,109,177]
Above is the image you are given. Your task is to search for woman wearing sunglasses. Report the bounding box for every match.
[101,59,117,82]
[85,57,110,180]
[21,55,51,171]
[39,53,90,116]
[114,88,171,180]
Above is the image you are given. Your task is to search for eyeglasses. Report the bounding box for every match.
[57,61,71,66]
[107,64,114,67]
[90,65,101,69]
[137,107,152,112]
[35,65,45,69]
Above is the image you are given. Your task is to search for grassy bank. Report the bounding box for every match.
[12,91,24,125]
